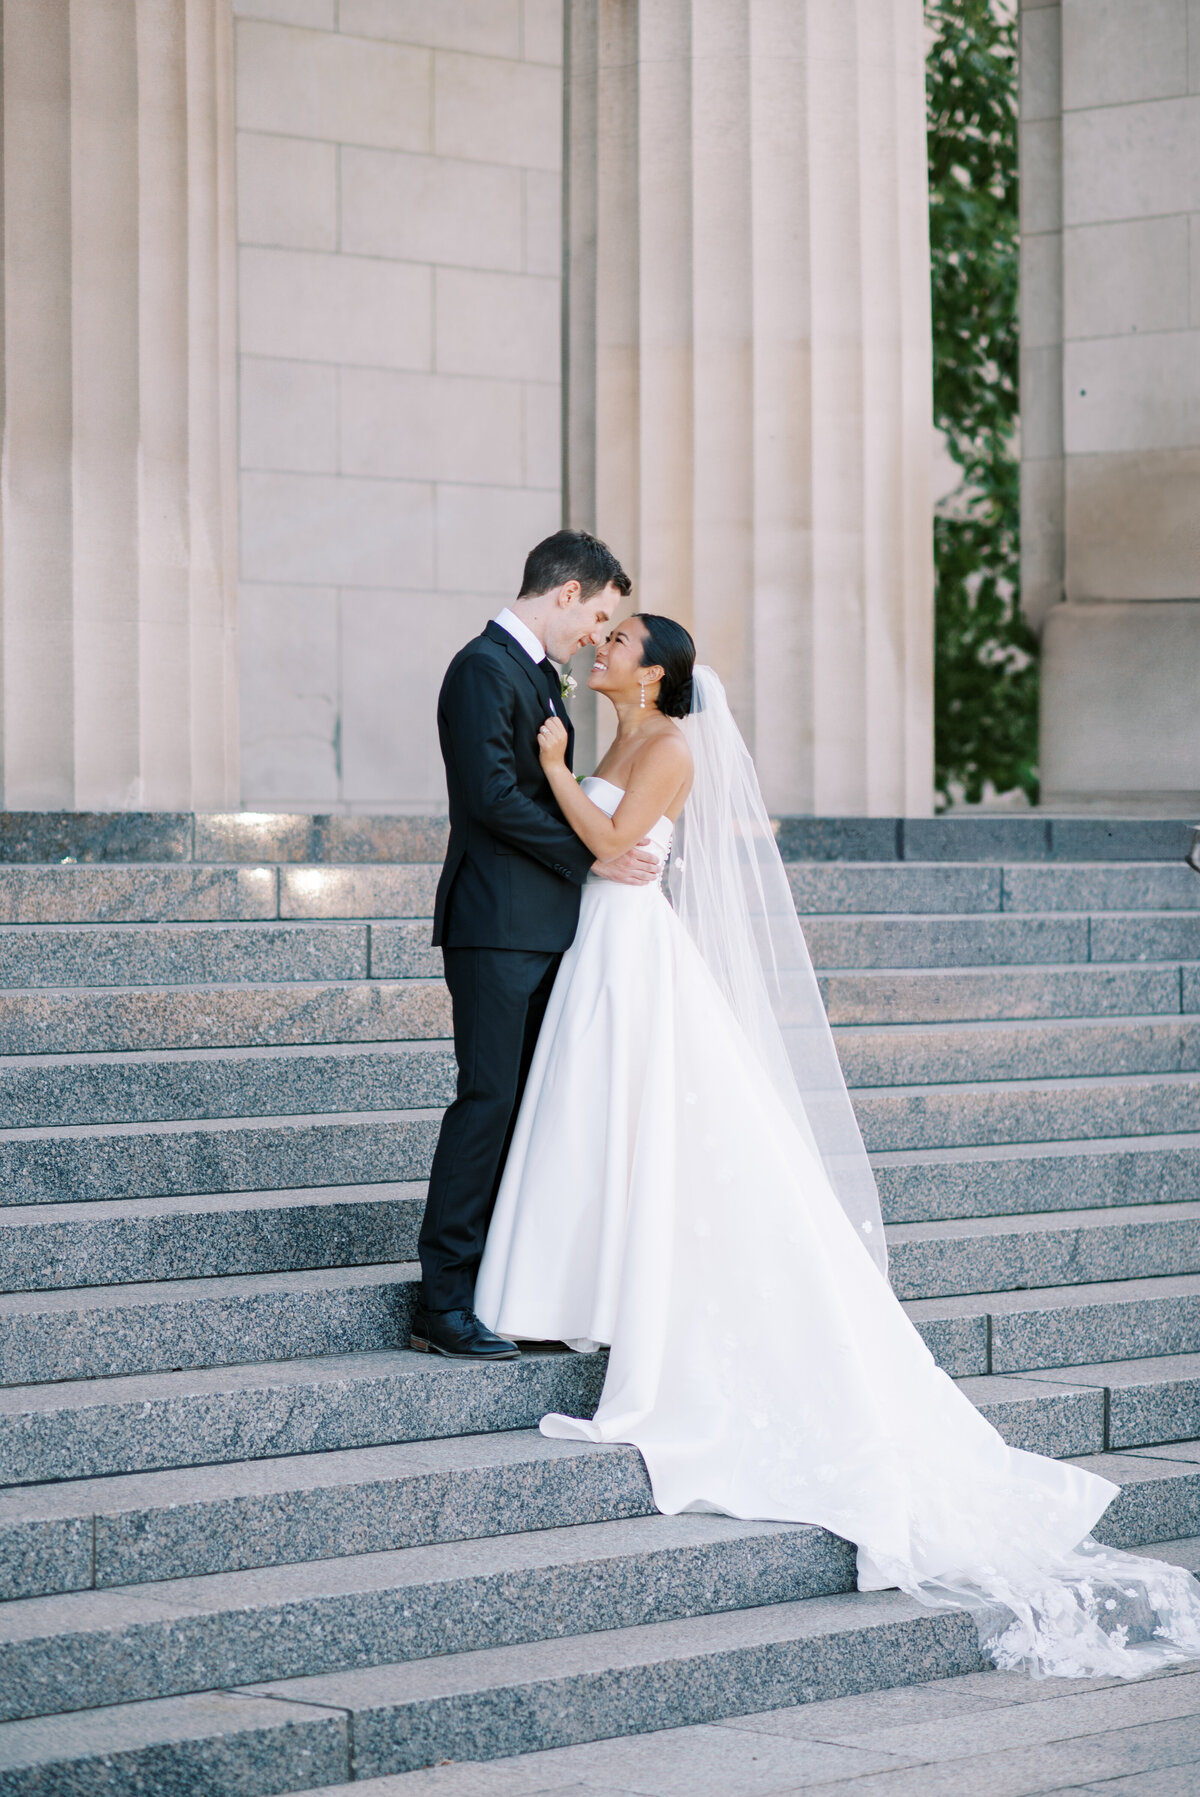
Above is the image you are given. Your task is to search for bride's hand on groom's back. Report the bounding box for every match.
[592,843,659,885]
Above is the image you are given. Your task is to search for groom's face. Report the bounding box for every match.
[544,581,620,664]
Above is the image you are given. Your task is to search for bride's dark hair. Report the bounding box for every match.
[637,614,696,718]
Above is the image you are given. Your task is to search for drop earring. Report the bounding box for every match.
[639,683,646,709]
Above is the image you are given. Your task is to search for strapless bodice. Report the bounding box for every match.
[581,776,674,862]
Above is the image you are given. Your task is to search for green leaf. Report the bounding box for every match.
[926,0,1032,810]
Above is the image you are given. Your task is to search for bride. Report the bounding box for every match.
[474,613,1200,1679]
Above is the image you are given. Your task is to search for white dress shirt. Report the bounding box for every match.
[493,607,547,666]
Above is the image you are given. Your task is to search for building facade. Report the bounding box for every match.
[1021,0,1200,815]
[237,0,566,813]
[0,0,1192,818]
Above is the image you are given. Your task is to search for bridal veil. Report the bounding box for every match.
[668,666,888,1274]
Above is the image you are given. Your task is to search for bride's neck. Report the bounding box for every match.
[610,697,661,739]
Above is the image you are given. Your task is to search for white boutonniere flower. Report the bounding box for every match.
[560,673,578,702]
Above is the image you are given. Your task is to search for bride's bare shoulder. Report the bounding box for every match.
[627,725,692,819]
[636,720,692,776]
[601,720,692,797]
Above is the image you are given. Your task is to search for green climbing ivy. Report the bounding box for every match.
[927,0,1037,808]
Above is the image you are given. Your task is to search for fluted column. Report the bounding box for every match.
[565,0,933,815]
[0,0,238,810]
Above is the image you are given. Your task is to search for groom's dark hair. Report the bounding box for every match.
[518,529,632,602]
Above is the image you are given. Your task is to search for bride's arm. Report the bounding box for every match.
[537,720,690,859]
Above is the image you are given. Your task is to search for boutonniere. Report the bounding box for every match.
[560,673,578,703]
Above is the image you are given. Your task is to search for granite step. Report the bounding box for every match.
[0,1041,456,1130]
[818,960,1190,1026]
[0,807,1187,865]
[3,833,1200,1787]
[7,1074,1198,1210]
[371,911,1200,975]
[1091,915,1200,964]
[0,958,1189,1051]
[999,864,1200,915]
[19,1251,1181,1393]
[0,978,450,1055]
[185,815,450,867]
[4,1178,1192,1322]
[0,921,384,989]
[834,1014,1200,1087]
[1020,1353,1200,1454]
[0,811,452,868]
[847,816,1198,860]
[874,1132,1200,1223]
[19,1141,1197,1299]
[275,865,441,921]
[4,1311,1199,1490]
[357,919,441,978]
[282,864,1016,922]
[11,1229,1200,1394]
[1079,1451,1200,1549]
[854,1069,1200,1152]
[958,1365,1178,1456]
[6,1411,1200,1607]
[268,862,1200,925]
[0,1262,428,1387]
[0,1347,610,1486]
[0,1431,655,1601]
[0,861,439,928]
[0,1587,983,1795]
[0,1108,443,1206]
[906,1273,1200,1378]
[778,863,1003,915]
[0,865,279,925]
[801,913,1090,969]
[887,1200,1200,1301]
[0,1512,861,1724]
[785,861,1200,917]
[263,1539,1200,1794]
[0,1184,426,1294]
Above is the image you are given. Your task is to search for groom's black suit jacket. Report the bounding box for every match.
[432,621,595,951]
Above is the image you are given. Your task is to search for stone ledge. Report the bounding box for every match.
[0,812,1194,864]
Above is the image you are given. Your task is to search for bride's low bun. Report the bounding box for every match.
[637,614,696,718]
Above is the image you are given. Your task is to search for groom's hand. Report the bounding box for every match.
[592,841,659,885]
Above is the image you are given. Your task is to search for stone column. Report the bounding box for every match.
[1022,0,1200,813]
[0,0,238,811]
[1018,0,1065,638]
[565,0,934,815]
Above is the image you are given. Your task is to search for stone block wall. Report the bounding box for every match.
[234,0,564,811]
[1021,0,1200,813]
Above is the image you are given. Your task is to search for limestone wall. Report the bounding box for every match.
[234,0,564,811]
[0,0,239,812]
[1021,0,1200,813]
[565,0,935,816]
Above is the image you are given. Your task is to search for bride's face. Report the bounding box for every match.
[590,617,654,700]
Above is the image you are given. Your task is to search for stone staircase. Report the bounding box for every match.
[1,810,1200,1793]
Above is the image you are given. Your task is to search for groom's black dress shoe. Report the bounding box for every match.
[409,1306,519,1361]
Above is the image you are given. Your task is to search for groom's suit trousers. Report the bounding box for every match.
[418,945,560,1313]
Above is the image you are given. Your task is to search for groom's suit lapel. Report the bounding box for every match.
[484,620,544,707]
[482,621,574,750]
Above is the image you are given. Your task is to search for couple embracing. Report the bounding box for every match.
[413,528,1200,1681]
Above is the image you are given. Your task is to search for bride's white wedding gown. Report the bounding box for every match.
[475,776,1200,1678]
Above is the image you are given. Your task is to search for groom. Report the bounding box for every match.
[412,530,658,1361]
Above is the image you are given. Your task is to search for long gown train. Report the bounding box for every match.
[475,778,1200,1678]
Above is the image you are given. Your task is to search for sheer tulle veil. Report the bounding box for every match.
[667,665,888,1275]
[661,665,1200,1680]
